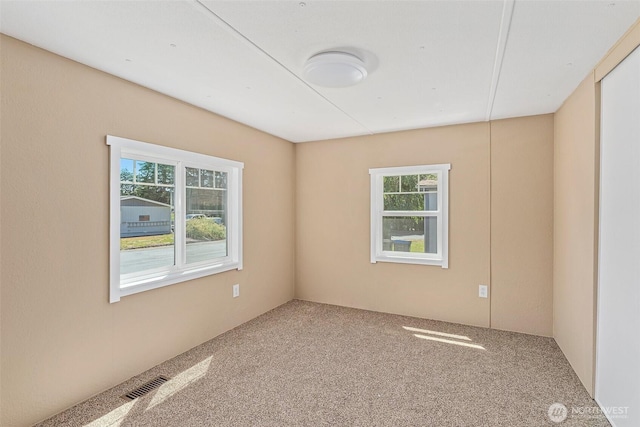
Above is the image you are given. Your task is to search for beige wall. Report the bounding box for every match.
[553,74,598,397]
[553,18,640,398]
[0,35,295,427]
[295,116,554,333]
[296,123,491,327]
[490,116,554,337]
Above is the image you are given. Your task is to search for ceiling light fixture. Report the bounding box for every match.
[303,51,368,88]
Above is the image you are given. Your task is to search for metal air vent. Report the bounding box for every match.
[121,375,170,400]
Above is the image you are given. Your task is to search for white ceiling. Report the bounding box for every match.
[1,0,639,142]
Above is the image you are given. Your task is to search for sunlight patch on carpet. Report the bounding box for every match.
[83,399,137,427]
[146,356,213,411]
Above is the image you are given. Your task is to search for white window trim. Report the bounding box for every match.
[107,135,243,303]
[369,163,451,268]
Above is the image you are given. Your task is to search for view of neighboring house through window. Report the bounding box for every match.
[120,158,176,275]
[108,136,243,303]
[370,164,450,268]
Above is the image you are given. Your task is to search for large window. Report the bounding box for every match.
[370,164,450,268]
[108,136,243,302]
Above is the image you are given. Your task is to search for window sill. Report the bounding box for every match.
[112,262,241,302]
[372,254,448,268]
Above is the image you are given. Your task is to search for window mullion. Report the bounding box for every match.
[436,172,443,258]
[381,210,437,217]
[228,167,238,265]
[376,175,383,257]
[440,167,448,267]
[371,174,382,261]
[175,161,186,268]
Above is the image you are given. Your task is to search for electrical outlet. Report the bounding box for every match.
[233,284,240,298]
[479,285,488,298]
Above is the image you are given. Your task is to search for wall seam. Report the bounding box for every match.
[292,143,297,300]
[488,121,493,329]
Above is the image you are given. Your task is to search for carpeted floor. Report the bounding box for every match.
[37,300,609,426]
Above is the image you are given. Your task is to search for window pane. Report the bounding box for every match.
[120,183,175,276]
[186,169,227,263]
[120,159,134,182]
[384,193,429,211]
[418,174,439,211]
[400,174,420,192]
[186,167,199,187]
[382,216,437,254]
[383,176,399,193]
[215,171,227,189]
[200,169,214,188]
[419,174,438,191]
[135,161,156,183]
[157,164,175,185]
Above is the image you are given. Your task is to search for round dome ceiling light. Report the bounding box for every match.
[303,51,368,88]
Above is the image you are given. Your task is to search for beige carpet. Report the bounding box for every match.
[37,300,609,426]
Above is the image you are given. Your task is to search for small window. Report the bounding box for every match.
[108,135,243,302]
[370,164,450,268]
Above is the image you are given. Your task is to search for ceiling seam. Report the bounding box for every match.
[485,0,515,121]
[191,0,374,137]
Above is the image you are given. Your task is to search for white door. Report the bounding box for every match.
[596,45,640,427]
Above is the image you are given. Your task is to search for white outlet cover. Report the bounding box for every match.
[479,285,488,298]
[233,284,239,298]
